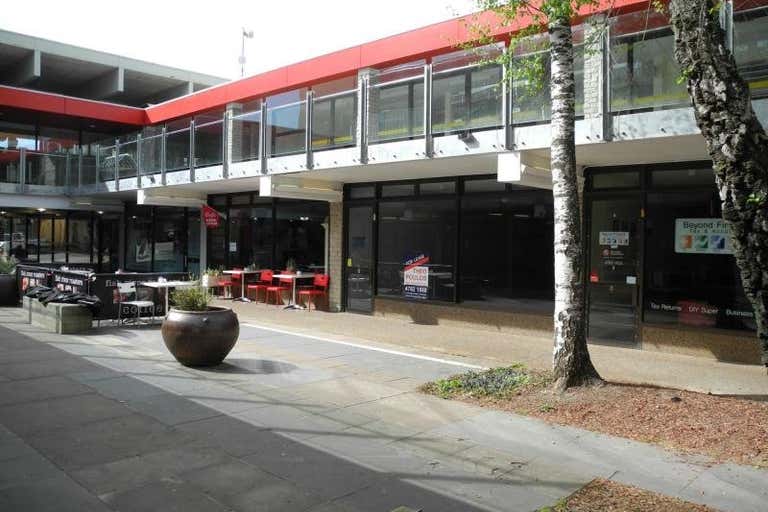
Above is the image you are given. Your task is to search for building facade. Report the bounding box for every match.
[1,0,766,363]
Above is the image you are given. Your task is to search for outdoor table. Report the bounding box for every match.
[139,280,198,318]
[273,273,316,310]
[222,269,262,302]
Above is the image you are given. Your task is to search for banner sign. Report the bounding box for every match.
[403,253,429,300]
[16,266,51,293]
[202,205,222,229]
[674,218,732,254]
[52,270,89,294]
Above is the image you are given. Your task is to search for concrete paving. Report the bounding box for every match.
[0,306,766,511]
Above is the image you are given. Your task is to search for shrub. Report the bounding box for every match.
[0,255,18,275]
[425,364,548,399]
[170,286,210,312]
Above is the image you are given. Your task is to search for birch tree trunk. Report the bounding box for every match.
[549,16,603,390]
[670,0,768,368]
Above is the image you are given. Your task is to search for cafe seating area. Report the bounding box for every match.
[207,267,330,311]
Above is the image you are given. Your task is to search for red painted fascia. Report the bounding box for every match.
[0,85,147,126]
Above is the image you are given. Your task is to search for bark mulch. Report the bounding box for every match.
[541,478,718,512]
[422,367,768,468]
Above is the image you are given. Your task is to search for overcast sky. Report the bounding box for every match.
[1,0,478,80]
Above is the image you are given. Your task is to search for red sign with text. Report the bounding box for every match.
[202,205,221,228]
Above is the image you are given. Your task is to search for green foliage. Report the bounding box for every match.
[0,255,18,274]
[425,364,548,399]
[202,267,222,278]
[747,191,767,206]
[170,286,211,312]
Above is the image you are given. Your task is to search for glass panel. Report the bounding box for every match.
[194,120,223,167]
[463,178,508,193]
[420,181,455,195]
[346,204,374,312]
[0,149,22,184]
[12,216,30,261]
[231,193,252,205]
[370,79,424,142]
[432,44,503,73]
[153,207,185,272]
[68,214,91,264]
[140,134,162,175]
[126,205,153,272]
[80,153,97,186]
[512,49,584,124]
[651,167,714,187]
[98,145,117,182]
[275,200,328,271]
[644,190,754,331]
[53,217,66,262]
[312,92,357,150]
[117,140,138,179]
[269,101,306,156]
[250,203,274,269]
[166,128,191,172]
[228,207,251,268]
[591,171,640,189]
[0,121,35,151]
[187,209,200,276]
[610,10,688,112]
[97,213,120,272]
[734,3,768,98]
[207,207,227,269]
[381,183,416,197]
[39,217,52,263]
[348,185,375,199]
[432,72,467,134]
[470,65,503,129]
[232,110,261,163]
[460,191,554,310]
[377,199,456,301]
[26,152,68,186]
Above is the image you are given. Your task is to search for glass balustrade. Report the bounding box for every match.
[117,136,139,179]
[0,150,21,184]
[610,10,688,113]
[165,121,191,172]
[194,119,223,167]
[80,154,96,186]
[232,110,261,163]
[268,100,306,156]
[98,144,117,182]
[26,152,68,186]
[311,90,356,150]
[734,1,768,99]
[140,134,162,175]
[369,77,424,143]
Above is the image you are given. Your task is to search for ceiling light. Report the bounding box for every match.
[97,211,104,215]
[37,208,46,212]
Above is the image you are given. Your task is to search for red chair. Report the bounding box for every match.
[246,270,274,303]
[298,274,329,311]
[265,272,293,305]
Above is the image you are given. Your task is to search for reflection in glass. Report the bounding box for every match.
[232,110,261,163]
[370,80,424,142]
[734,4,768,98]
[166,128,191,172]
[126,206,153,272]
[269,102,306,156]
[312,93,356,150]
[194,120,223,167]
[68,214,91,264]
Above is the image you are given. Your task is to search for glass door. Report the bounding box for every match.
[345,204,375,313]
[587,196,641,344]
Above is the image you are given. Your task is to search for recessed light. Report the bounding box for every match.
[97,210,104,215]
[37,208,46,212]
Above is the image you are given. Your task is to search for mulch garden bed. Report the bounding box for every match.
[542,478,718,512]
[421,366,768,467]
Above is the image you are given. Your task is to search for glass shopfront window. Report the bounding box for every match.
[644,190,754,331]
[377,199,456,301]
[153,207,185,272]
[275,201,326,271]
[734,1,768,98]
[460,189,554,310]
[126,206,153,272]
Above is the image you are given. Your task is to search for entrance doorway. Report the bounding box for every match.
[345,204,375,313]
[586,196,641,344]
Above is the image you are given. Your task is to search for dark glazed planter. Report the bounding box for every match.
[0,274,18,307]
[161,307,239,367]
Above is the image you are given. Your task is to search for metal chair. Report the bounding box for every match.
[116,281,156,325]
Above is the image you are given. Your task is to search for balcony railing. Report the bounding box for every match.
[10,1,760,196]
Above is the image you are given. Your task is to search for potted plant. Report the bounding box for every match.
[161,286,239,367]
[0,255,18,306]
[201,268,222,288]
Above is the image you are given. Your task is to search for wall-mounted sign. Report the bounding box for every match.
[598,231,629,247]
[154,241,175,261]
[403,253,429,300]
[674,218,732,254]
[202,205,221,229]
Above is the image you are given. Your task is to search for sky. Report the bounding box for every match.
[1,0,479,80]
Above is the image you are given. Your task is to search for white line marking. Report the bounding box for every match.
[241,322,484,370]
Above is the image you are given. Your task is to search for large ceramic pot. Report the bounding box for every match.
[0,274,18,307]
[161,307,239,367]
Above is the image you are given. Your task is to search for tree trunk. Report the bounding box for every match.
[549,17,603,391]
[670,0,768,368]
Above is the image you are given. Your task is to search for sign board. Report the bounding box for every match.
[598,231,629,247]
[202,205,221,229]
[154,241,175,261]
[674,218,732,254]
[403,253,429,300]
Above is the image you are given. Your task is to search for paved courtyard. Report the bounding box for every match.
[0,306,766,511]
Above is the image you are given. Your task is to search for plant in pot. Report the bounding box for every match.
[161,286,239,367]
[0,255,19,307]
[201,267,222,288]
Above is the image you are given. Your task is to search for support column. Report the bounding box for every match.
[225,103,244,177]
[327,201,343,312]
[357,68,378,164]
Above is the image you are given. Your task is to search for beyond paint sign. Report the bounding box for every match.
[674,218,732,255]
[403,253,429,300]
